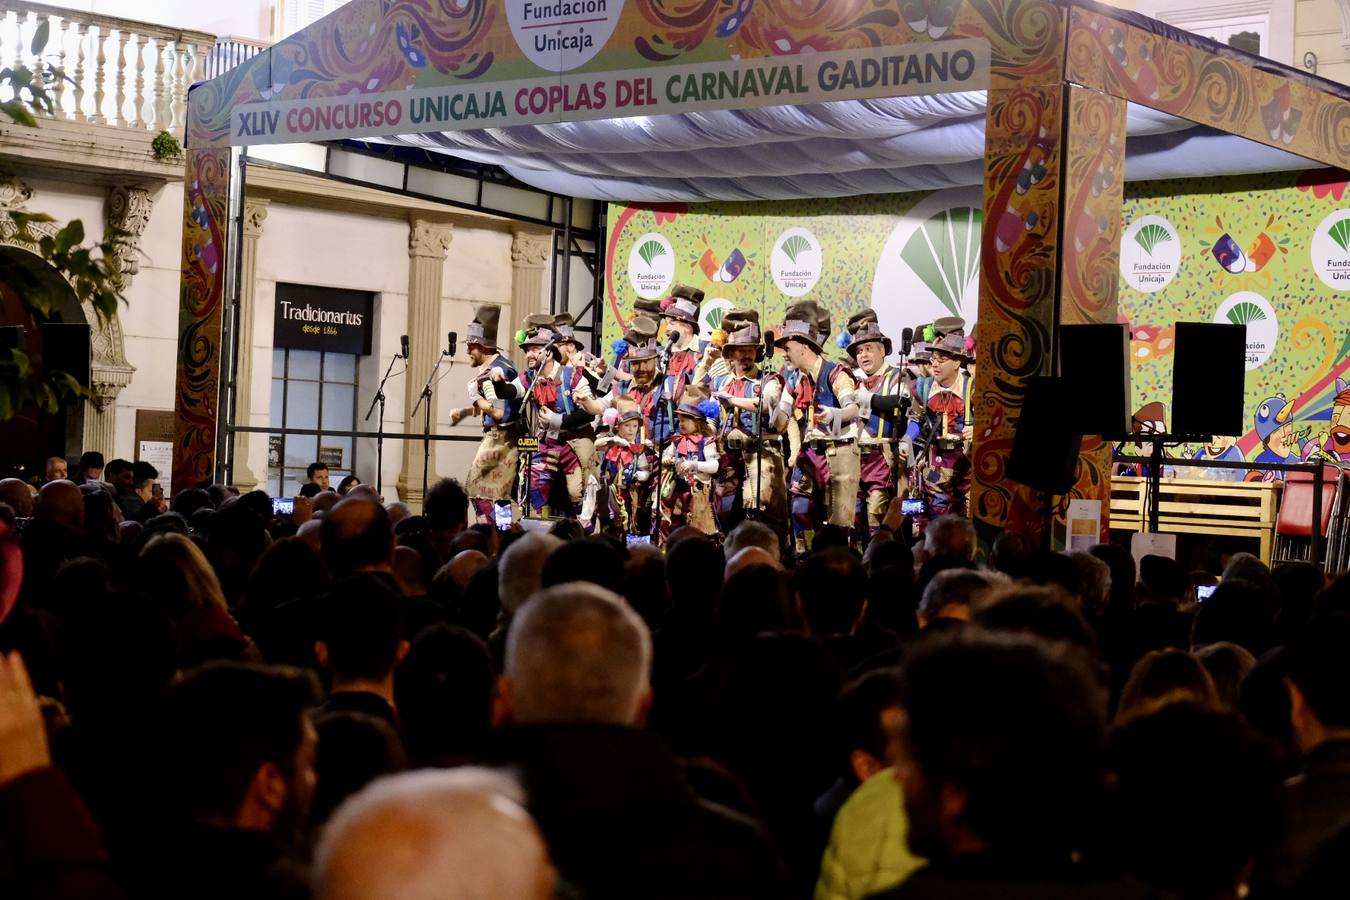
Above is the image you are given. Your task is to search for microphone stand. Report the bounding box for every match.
[651,338,679,540]
[411,348,449,508]
[364,349,404,494]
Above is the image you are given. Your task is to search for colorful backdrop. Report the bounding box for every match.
[607,166,1350,468]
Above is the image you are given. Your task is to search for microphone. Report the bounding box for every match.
[763,329,776,360]
[447,331,457,356]
[400,334,409,359]
[900,327,913,357]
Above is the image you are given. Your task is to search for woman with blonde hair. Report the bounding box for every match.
[138,533,255,665]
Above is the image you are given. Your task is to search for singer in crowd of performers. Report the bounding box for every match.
[455,286,978,554]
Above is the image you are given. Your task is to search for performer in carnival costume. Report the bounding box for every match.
[448,305,520,523]
[649,285,708,445]
[710,309,790,529]
[659,383,722,539]
[907,318,975,529]
[513,316,606,518]
[846,309,912,535]
[776,301,862,553]
[593,395,654,538]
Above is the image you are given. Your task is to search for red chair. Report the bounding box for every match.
[1274,466,1342,565]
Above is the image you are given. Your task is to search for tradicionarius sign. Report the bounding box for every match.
[228,40,990,146]
[273,284,374,356]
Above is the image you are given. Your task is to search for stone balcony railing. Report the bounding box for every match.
[0,2,269,139]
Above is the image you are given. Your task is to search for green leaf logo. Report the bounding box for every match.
[781,234,813,264]
[1226,301,1267,325]
[900,207,982,318]
[637,239,667,268]
[1134,223,1172,256]
[1330,218,1350,253]
[707,307,724,329]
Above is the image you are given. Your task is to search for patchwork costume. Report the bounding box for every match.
[906,326,975,529]
[520,322,599,518]
[659,386,721,539]
[847,310,912,535]
[594,400,655,537]
[460,305,521,523]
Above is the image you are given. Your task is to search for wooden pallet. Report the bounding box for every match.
[1109,476,1283,564]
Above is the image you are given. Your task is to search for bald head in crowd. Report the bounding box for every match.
[320,498,393,576]
[314,769,554,900]
[500,583,652,726]
[36,480,84,534]
[0,479,33,518]
[497,532,562,615]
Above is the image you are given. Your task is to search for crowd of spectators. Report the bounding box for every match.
[1,460,1350,900]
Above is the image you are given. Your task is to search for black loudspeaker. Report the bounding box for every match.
[1171,322,1245,438]
[41,322,90,390]
[1060,323,1131,437]
[1007,376,1083,495]
[0,326,22,352]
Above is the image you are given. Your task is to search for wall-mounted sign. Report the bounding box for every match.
[273,283,374,355]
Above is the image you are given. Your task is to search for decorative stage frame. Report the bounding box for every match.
[177,0,1350,546]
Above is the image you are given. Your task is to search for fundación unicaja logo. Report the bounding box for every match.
[506,0,626,72]
[628,232,675,299]
[1120,215,1180,292]
[1214,291,1278,370]
[1311,210,1350,290]
[772,227,822,297]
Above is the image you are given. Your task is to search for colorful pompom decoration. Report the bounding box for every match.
[835,330,851,350]
[659,296,676,312]
[711,328,728,347]
[964,335,976,352]
[514,329,528,345]
[601,407,619,426]
[611,339,630,358]
[923,325,937,342]
[699,399,722,419]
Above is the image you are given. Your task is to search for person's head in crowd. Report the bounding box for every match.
[973,585,1098,658]
[725,519,780,567]
[894,629,1106,863]
[666,535,725,624]
[239,537,330,638]
[308,711,407,832]
[1191,578,1279,658]
[385,501,411,528]
[1223,551,1277,596]
[35,478,84,534]
[499,583,651,726]
[208,483,237,509]
[138,532,247,665]
[307,462,331,491]
[919,569,1001,627]
[1136,554,1189,606]
[726,545,779,577]
[1088,542,1136,611]
[623,544,669,629]
[865,564,920,639]
[712,564,795,660]
[171,487,213,518]
[60,588,177,727]
[425,477,470,542]
[157,662,320,840]
[1283,617,1350,755]
[1194,641,1256,710]
[317,575,407,701]
[811,524,852,553]
[1272,561,1323,635]
[391,545,434,598]
[545,518,581,542]
[663,524,703,551]
[83,486,122,544]
[313,769,555,900]
[541,536,625,596]
[497,532,562,616]
[320,498,394,577]
[446,549,489,594]
[104,458,133,492]
[862,535,913,579]
[469,522,500,558]
[236,489,273,521]
[915,554,975,599]
[298,483,323,499]
[78,450,105,483]
[1238,647,1296,766]
[50,556,112,613]
[989,530,1031,580]
[297,518,323,551]
[132,460,160,500]
[451,559,501,641]
[1067,550,1112,621]
[923,514,976,561]
[1022,549,1081,599]
[395,624,495,767]
[795,547,866,637]
[449,528,488,558]
[205,502,271,605]
[344,484,382,504]
[0,478,33,518]
[44,455,67,482]
[1109,702,1282,898]
[336,475,360,496]
[313,490,341,516]
[832,668,903,786]
[1115,648,1218,722]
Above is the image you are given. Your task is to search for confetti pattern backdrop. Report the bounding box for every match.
[1120,168,1350,462]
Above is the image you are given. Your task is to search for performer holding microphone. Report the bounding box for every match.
[448,305,521,523]
[847,309,913,536]
[906,317,975,529]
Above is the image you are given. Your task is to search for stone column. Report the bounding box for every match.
[510,228,551,370]
[82,363,133,459]
[231,198,269,491]
[398,217,454,510]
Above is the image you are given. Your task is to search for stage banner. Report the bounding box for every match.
[604,187,983,359]
[273,284,375,356]
[1119,167,1350,474]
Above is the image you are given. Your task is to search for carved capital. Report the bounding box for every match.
[512,229,552,268]
[409,218,454,259]
[244,198,270,239]
[89,363,134,412]
[0,176,34,213]
[107,184,154,290]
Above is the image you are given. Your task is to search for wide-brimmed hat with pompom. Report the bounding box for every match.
[844,309,891,358]
[659,284,705,324]
[674,383,718,435]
